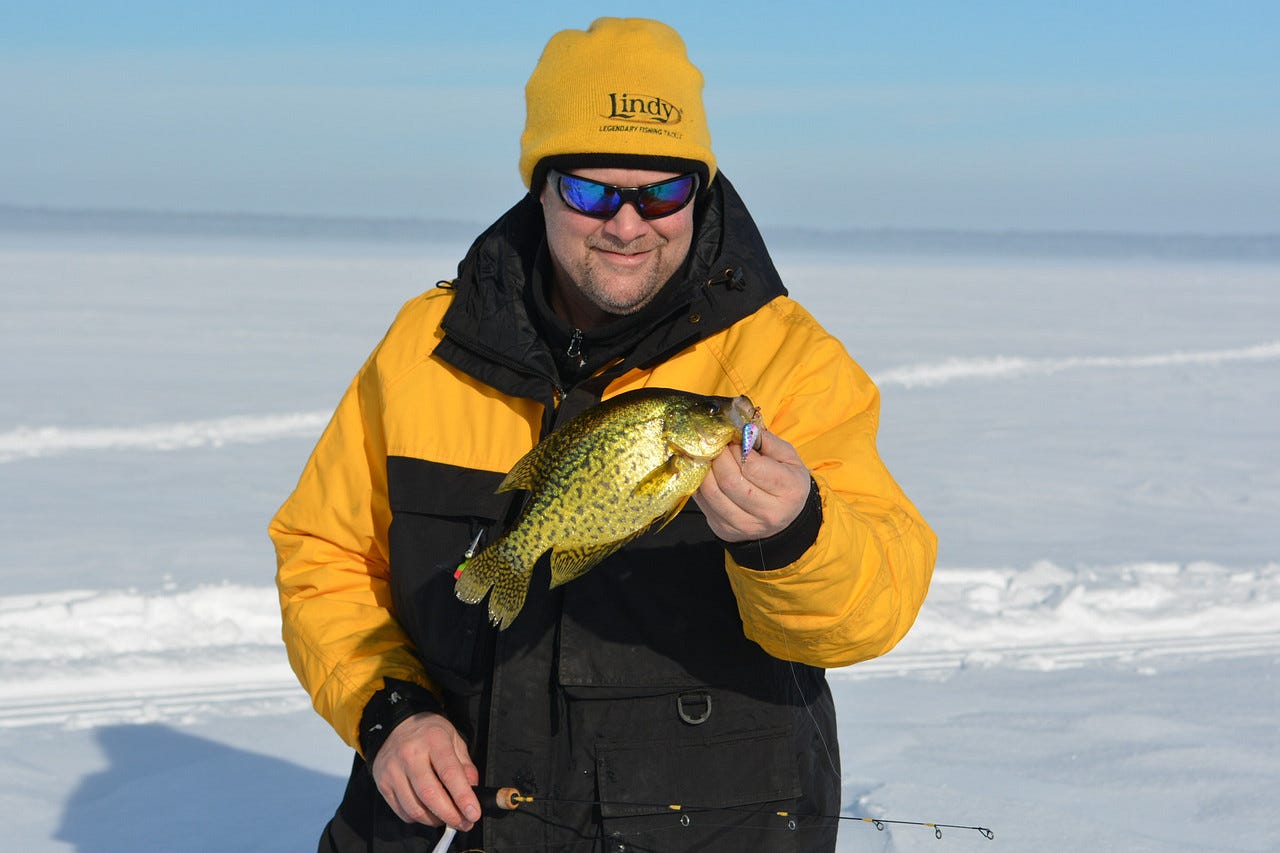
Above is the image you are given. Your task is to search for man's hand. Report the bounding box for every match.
[370,711,481,831]
[694,427,811,542]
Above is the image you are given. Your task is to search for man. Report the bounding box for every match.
[271,17,935,853]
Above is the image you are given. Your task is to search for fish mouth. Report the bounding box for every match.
[682,394,762,456]
[723,395,762,453]
[725,395,760,432]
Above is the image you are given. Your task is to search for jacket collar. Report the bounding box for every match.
[436,172,788,400]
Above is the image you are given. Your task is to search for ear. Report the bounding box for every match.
[538,174,556,209]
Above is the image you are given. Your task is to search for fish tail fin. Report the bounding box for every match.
[454,539,534,630]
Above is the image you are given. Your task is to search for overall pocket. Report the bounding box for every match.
[596,726,803,853]
[386,456,513,694]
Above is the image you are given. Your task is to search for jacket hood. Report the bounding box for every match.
[436,172,788,401]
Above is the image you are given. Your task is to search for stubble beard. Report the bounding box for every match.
[577,236,672,316]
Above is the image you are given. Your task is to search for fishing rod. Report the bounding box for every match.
[432,786,993,851]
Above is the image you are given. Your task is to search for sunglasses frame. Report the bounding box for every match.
[552,170,700,221]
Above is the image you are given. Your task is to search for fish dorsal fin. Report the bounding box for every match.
[549,531,642,588]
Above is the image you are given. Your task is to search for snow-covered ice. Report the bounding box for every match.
[1,227,1276,851]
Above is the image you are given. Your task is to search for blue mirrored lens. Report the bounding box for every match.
[559,176,620,217]
[556,172,698,220]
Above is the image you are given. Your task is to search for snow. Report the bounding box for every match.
[1,229,1276,851]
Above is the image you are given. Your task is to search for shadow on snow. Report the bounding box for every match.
[56,723,343,852]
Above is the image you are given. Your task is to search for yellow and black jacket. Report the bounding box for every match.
[271,175,936,851]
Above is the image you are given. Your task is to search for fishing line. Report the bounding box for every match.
[741,432,992,844]
[766,537,843,789]
[745,436,840,788]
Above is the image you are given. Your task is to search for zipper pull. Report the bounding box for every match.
[566,328,586,368]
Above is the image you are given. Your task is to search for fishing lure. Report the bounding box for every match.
[452,529,485,580]
[741,407,762,461]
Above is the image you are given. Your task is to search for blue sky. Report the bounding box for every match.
[2,1,1277,232]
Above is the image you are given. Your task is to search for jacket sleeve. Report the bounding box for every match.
[269,346,435,753]
[721,307,937,669]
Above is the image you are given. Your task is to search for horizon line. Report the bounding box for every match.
[4,201,1279,241]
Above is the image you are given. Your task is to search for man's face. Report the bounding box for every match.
[540,167,695,328]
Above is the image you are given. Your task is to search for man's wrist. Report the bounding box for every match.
[358,677,445,762]
[724,477,823,570]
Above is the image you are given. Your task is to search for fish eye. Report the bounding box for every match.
[706,402,721,416]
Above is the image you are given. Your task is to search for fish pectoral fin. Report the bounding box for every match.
[549,531,644,588]
[632,454,683,500]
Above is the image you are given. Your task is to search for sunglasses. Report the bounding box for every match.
[553,171,700,221]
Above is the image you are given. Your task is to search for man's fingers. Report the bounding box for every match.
[417,726,479,828]
[742,431,805,488]
[417,781,468,830]
[694,462,753,541]
[381,777,442,826]
[436,752,482,824]
[370,712,480,830]
[698,428,811,542]
[697,455,748,518]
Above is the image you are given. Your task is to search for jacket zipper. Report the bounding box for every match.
[566,328,585,368]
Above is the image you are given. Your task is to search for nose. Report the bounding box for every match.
[601,201,650,243]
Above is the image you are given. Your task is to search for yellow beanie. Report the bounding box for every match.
[519,18,717,189]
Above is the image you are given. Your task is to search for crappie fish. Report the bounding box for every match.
[455,388,759,629]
